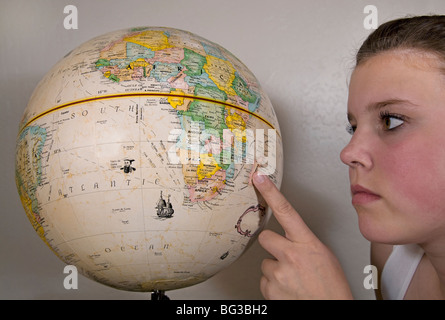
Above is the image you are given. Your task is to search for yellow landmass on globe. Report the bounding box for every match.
[226,112,247,142]
[124,30,172,51]
[203,55,236,96]
[129,58,149,69]
[168,89,192,111]
[197,154,222,179]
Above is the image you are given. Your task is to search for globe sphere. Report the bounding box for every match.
[15,27,283,292]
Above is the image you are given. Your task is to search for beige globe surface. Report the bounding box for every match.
[15,26,283,292]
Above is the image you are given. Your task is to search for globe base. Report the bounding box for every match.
[151,290,170,300]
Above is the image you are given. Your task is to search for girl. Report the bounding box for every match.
[254,15,445,300]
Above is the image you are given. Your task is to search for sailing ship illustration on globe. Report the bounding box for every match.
[156,191,174,218]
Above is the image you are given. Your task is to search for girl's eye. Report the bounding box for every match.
[380,111,405,130]
[346,123,356,135]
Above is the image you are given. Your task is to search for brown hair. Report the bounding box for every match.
[356,15,445,67]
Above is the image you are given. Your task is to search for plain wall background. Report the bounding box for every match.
[2,0,445,300]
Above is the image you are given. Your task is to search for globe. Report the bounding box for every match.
[15,26,283,293]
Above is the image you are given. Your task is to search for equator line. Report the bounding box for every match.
[19,92,277,134]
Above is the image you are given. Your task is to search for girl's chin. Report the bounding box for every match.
[357,216,422,245]
[357,216,402,244]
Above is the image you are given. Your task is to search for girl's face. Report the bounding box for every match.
[340,50,445,245]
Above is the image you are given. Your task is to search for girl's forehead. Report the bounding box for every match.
[352,49,444,79]
[348,51,445,114]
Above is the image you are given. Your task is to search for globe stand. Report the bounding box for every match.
[151,290,170,300]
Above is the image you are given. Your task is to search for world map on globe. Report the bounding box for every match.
[15,26,283,292]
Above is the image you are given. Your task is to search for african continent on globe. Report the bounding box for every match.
[15,27,283,292]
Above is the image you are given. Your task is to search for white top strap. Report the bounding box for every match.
[380,244,424,300]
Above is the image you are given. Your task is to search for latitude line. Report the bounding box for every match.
[19,92,278,134]
[53,229,247,248]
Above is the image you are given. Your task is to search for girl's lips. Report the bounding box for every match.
[351,185,381,205]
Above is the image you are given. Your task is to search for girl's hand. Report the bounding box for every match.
[253,172,353,300]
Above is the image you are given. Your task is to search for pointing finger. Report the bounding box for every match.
[253,172,315,243]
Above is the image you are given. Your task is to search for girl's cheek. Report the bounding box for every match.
[385,139,445,215]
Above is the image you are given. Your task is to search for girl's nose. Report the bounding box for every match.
[340,130,374,170]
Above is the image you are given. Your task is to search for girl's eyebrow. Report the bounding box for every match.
[347,99,419,122]
[365,99,419,112]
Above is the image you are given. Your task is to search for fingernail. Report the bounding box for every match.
[253,172,266,184]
